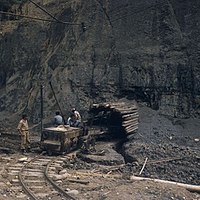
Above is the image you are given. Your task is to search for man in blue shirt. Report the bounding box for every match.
[53,111,63,126]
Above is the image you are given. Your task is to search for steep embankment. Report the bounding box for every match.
[0,0,200,124]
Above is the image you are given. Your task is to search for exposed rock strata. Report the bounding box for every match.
[0,0,200,123]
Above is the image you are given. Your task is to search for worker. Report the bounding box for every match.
[53,111,63,126]
[67,113,77,127]
[71,108,81,127]
[17,114,30,153]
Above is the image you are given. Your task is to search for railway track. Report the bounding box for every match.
[0,156,29,199]
[1,155,76,200]
[0,141,199,200]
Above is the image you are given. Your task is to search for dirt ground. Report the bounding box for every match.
[0,104,199,200]
[124,105,200,184]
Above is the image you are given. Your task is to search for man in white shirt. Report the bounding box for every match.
[72,108,81,127]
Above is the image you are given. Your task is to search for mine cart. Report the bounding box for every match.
[40,101,139,154]
[40,125,88,155]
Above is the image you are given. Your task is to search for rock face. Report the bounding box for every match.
[0,0,200,123]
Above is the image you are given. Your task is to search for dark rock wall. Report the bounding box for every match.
[0,0,200,122]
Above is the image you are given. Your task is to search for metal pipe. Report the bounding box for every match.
[49,81,66,125]
[28,0,80,25]
[0,11,62,23]
[40,84,44,135]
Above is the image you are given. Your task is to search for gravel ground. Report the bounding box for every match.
[124,105,200,185]
[0,104,199,199]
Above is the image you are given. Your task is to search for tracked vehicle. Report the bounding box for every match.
[40,101,139,155]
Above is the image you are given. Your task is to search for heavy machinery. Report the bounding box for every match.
[40,101,139,155]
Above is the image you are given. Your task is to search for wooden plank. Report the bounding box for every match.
[122,113,139,118]
[115,106,137,112]
[122,115,139,121]
[123,122,138,128]
[130,176,200,193]
[125,125,139,132]
[125,124,139,131]
[123,122,139,128]
[74,171,122,178]
[68,179,89,185]
[125,126,138,133]
[120,109,138,114]
[122,118,138,125]
[125,124,138,129]
[109,102,126,107]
